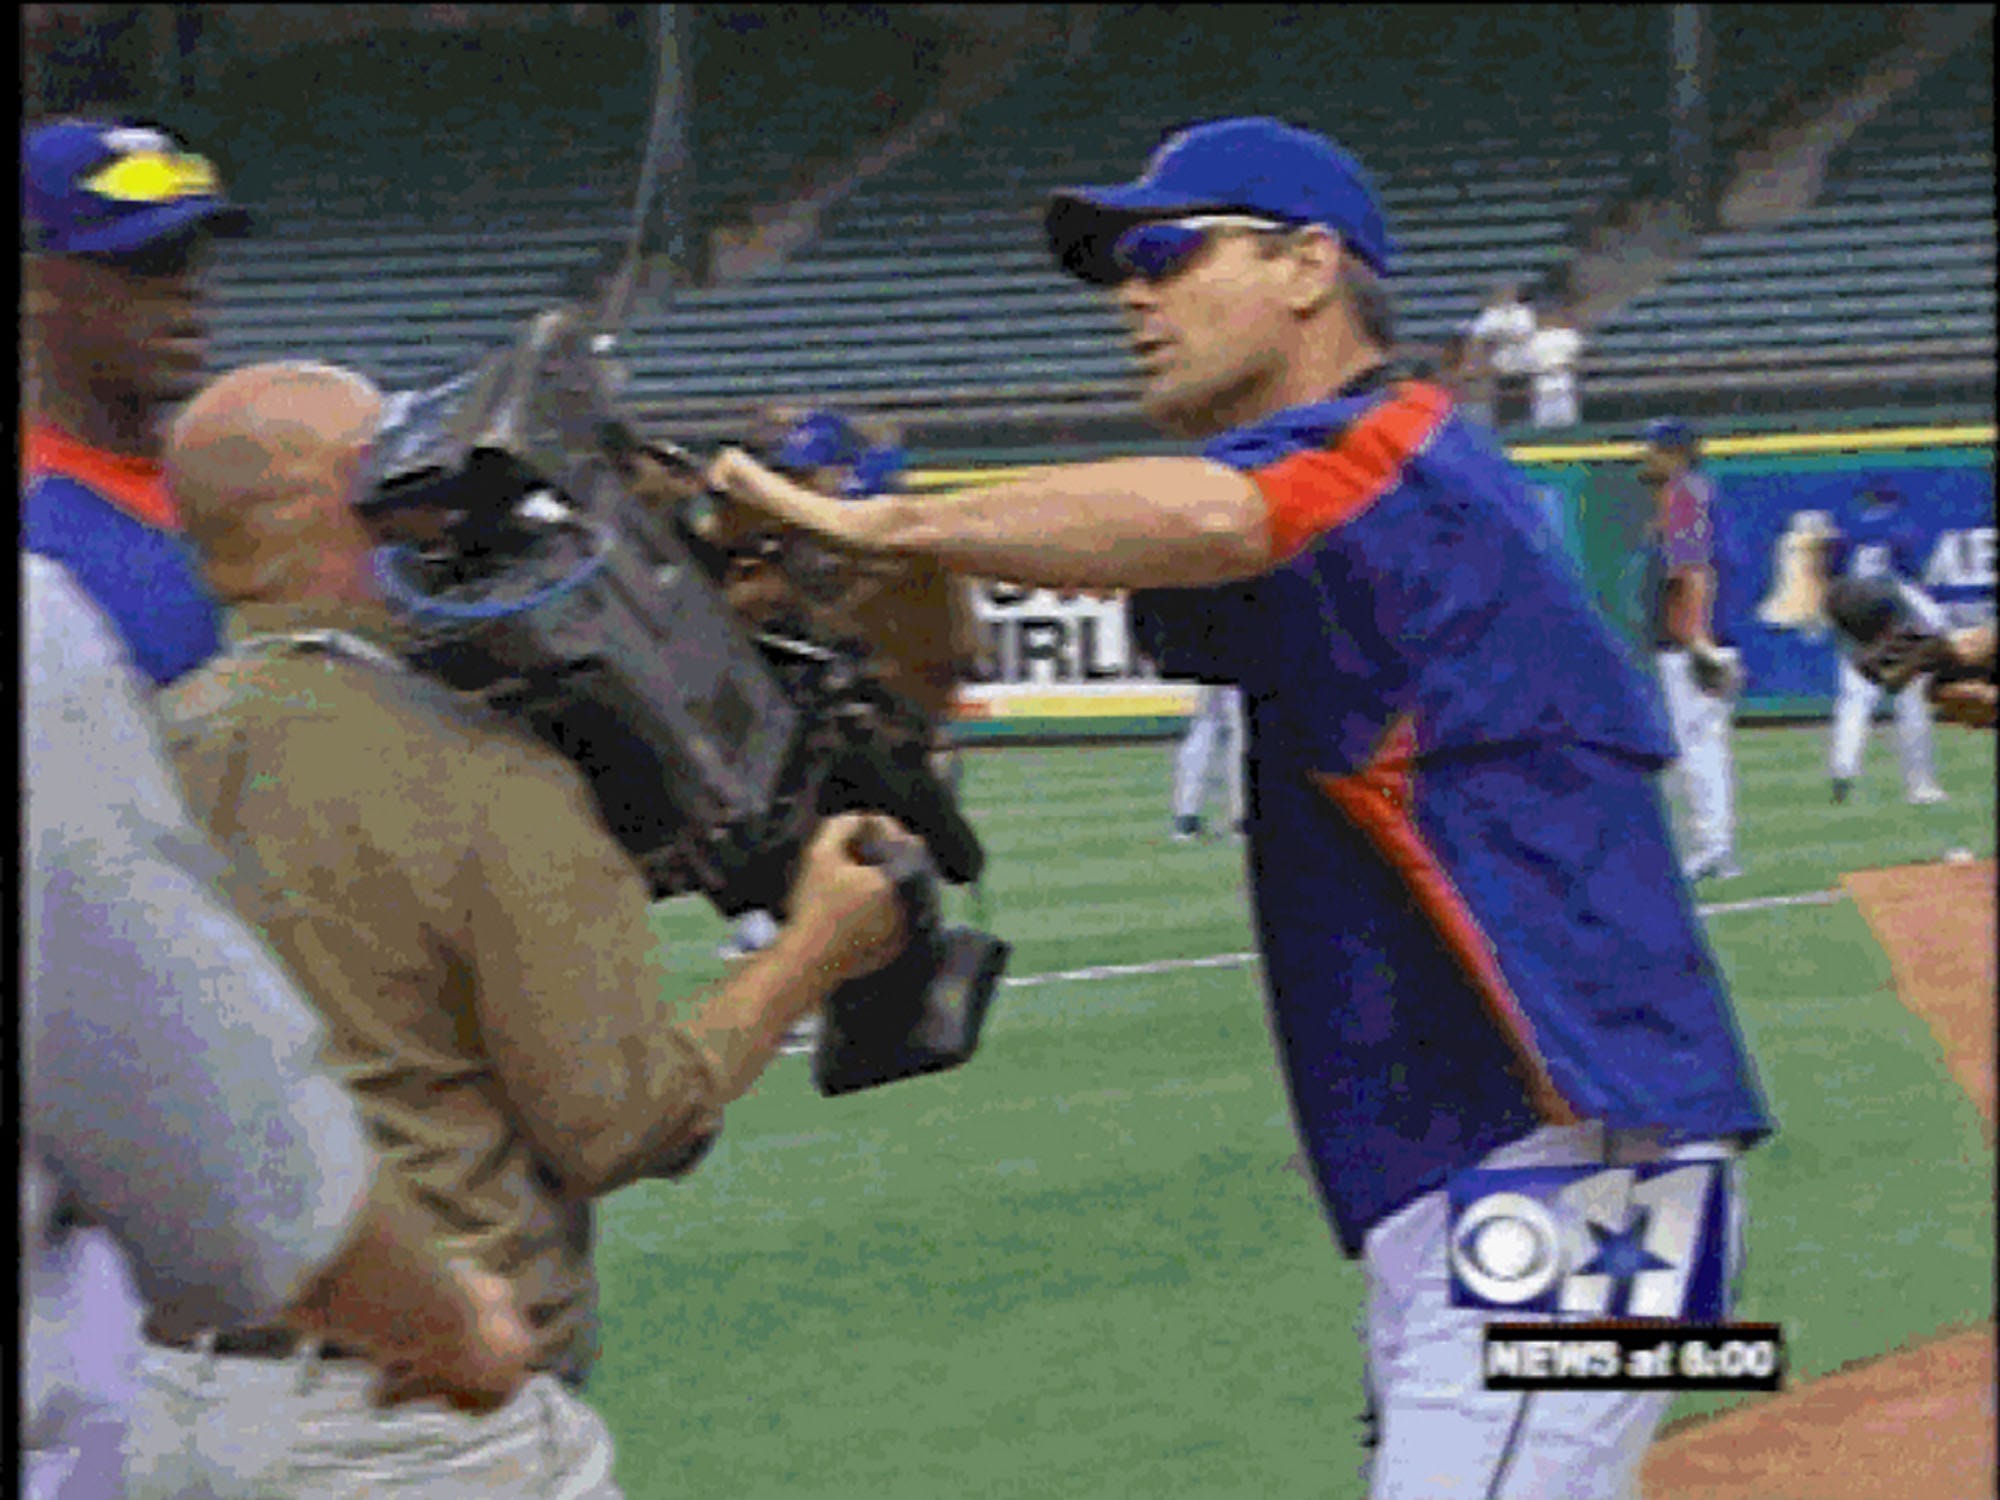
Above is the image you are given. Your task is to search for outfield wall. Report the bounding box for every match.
[927,423,1995,741]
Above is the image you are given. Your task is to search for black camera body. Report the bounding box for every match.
[359,308,1007,1094]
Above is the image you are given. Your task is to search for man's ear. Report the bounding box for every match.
[22,256,60,325]
[1285,227,1345,317]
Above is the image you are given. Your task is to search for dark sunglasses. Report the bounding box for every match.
[1110,214,1298,283]
[77,231,209,280]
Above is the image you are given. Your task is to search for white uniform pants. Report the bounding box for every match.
[124,1346,623,1499]
[1828,653,1939,792]
[1656,651,1736,871]
[1172,685,1245,825]
[1530,383,1579,429]
[1360,1124,1744,1500]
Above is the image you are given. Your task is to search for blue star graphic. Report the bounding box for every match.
[1576,1208,1675,1316]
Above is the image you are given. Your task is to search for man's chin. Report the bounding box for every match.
[148,370,214,422]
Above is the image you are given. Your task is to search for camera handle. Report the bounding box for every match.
[812,834,1011,1098]
[852,832,941,940]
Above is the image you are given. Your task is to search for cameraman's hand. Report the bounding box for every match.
[788,813,916,984]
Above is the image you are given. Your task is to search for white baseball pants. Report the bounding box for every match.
[1828,653,1940,791]
[1172,685,1245,825]
[1655,651,1736,873]
[1360,1123,1744,1500]
[125,1346,622,1499]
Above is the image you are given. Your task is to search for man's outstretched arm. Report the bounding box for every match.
[707,448,1275,590]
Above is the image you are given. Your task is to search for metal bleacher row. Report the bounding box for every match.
[204,21,1995,442]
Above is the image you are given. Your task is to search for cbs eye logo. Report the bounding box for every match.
[1449,1192,1564,1306]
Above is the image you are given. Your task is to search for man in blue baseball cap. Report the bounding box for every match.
[707,117,1771,1499]
[23,117,252,688]
[1045,115,1398,439]
[1639,415,1749,878]
[1821,479,1951,805]
[770,407,911,500]
[714,403,967,976]
[717,404,908,966]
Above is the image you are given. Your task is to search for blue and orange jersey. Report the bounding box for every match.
[1132,380,1773,1254]
[22,424,222,687]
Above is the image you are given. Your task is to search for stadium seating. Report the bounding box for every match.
[201,14,1994,442]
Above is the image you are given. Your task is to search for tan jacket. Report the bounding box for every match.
[156,599,760,1384]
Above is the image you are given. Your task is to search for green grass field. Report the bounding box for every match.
[593,725,1995,1498]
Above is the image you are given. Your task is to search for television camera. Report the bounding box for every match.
[355,307,1008,1095]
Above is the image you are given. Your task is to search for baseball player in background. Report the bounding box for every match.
[1171,683,1245,839]
[709,115,1774,1500]
[1825,484,1949,805]
[1640,418,1745,882]
[715,405,922,966]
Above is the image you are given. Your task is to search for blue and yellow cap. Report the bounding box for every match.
[24,118,251,256]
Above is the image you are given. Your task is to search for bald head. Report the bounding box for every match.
[168,361,384,604]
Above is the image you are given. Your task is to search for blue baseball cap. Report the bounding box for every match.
[24,118,251,256]
[773,410,906,499]
[1643,416,1699,451]
[775,411,865,474]
[1046,116,1395,287]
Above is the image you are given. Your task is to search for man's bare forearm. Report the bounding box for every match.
[710,451,1276,590]
[677,919,855,1101]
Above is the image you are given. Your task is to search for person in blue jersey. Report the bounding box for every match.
[1638,418,1749,880]
[711,403,945,972]
[1824,483,1950,805]
[22,117,250,687]
[706,116,1774,1500]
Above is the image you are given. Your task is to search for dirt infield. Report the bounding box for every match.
[1841,860,1997,1137]
[1643,858,1996,1500]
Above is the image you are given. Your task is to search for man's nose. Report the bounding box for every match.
[1114,276,1155,315]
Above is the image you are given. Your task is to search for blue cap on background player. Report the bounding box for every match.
[773,410,906,499]
[1045,116,1395,287]
[1643,416,1699,451]
[24,118,251,255]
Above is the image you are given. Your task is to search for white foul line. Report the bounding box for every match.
[999,888,1846,991]
[1692,889,1845,917]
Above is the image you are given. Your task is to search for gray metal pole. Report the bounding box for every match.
[1667,4,1714,224]
[598,3,698,337]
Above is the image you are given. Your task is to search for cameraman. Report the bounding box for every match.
[131,359,917,1499]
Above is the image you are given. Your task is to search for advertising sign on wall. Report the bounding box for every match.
[953,582,1197,739]
[1555,449,1995,716]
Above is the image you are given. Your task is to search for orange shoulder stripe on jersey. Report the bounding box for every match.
[1249,381,1454,561]
[1313,714,1579,1127]
[23,424,180,531]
